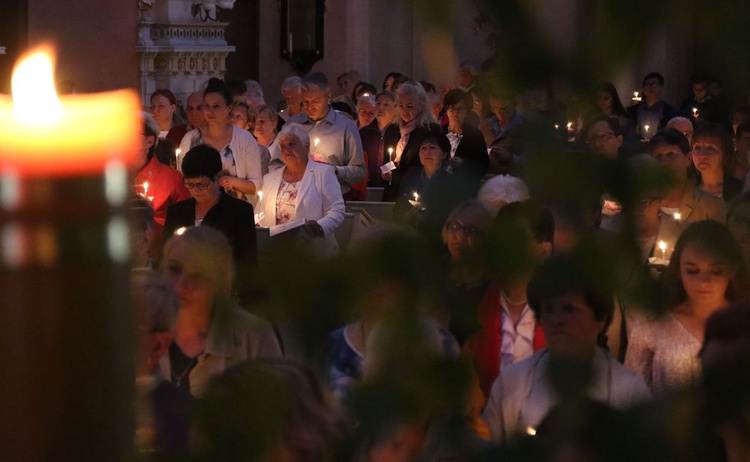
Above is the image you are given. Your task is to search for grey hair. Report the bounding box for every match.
[281,76,302,93]
[244,79,265,100]
[356,94,376,110]
[301,72,331,93]
[396,82,436,125]
[477,175,530,209]
[277,123,311,148]
[131,270,179,333]
[255,104,279,126]
[666,116,692,129]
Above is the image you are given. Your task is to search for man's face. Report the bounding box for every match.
[643,78,662,100]
[283,88,303,115]
[186,93,206,129]
[693,82,709,101]
[669,119,694,145]
[651,143,691,179]
[539,292,606,359]
[301,88,330,121]
[586,121,622,158]
[489,97,515,124]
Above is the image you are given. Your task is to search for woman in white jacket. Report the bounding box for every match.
[256,123,345,257]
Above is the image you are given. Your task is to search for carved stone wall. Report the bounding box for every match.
[136,1,235,106]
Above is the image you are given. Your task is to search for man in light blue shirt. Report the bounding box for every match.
[289,72,366,195]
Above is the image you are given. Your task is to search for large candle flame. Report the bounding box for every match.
[12,47,63,125]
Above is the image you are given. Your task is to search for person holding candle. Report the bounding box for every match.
[648,128,726,227]
[679,73,730,128]
[625,220,750,394]
[164,144,257,267]
[392,131,477,249]
[255,123,346,258]
[177,80,264,203]
[288,72,367,200]
[381,82,443,201]
[593,82,633,137]
[150,89,188,147]
[159,225,281,397]
[442,88,489,179]
[626,72,674,133]
[692,122,743,202]
[359,90,398,188]
[135,112,191,260]
[280,75,303,121]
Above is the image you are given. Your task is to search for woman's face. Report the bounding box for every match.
[231,106,250,130]
[279,135,309,168]
[150,95,175,127]
[163,242,216,310]
[376,96,396,123]
[357,100,376,127]
[396,93,420,124]
[445,211,484,262]
[419,140,445,172]
[203,92,232,127]
[254,113,275,142]
[446,99,468,126]
[679,243,734,307]
[184,175,220,204]
[384,76,395,92]
[691,136,724,176]
[596,91,613,114]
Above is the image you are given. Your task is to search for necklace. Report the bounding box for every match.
[171,356,197,387]
[501,290,527,306]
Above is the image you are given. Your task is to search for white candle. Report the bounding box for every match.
[257,190,263,202]
[692,107,698,118]
[644,124,650,133]
[175,148,180,159]
[566,121,573,131]
[673,212,681,221]
[388,147,393,161]
[314,138,320,148]
[658,240,667,260]
[413,192,419,202]
[633,91,641,102]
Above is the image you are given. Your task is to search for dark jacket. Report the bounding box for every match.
[445,123,489,179]
[382,122,443,201]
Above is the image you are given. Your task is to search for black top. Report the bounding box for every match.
[382,122,444,202]
[445,123,489,179]
[164,189,257,265]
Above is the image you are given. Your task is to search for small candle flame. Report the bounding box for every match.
[413,192,419,201]
[11,47,63,125]
[673,212,681,221]
[314,138,320,147]
[658,241,666,252]
[644,124,650,133]
[363,92,370,97]
[175,148,181,158]
[175,227,188,236]
[554,124,559,130]
[142,181,149,195]
[257,190,263,201]
[566,122,573,130]
[692,107,698,117]
[526,427,537,436]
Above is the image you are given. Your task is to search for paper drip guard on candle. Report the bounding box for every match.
[380,160,397,174]
[0,46,140,460]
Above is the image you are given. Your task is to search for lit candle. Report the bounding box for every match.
[644,124,650,133]
[142,181,149,196]
[175,226,188,236]
[566,121,573,131]
[363,92,370,97]
[0,46,140,458]
[633,91,641,102]
[658,240,667,260]
[692,107,699,118]
[554,124,559,130]
[413,192,419,202]
[257,190,263,202]
[526,427,537,436]
[175,148,180,159]
[314,138,320,148]
[673,211,681,221]
[388,147,393,162]
[0,48,140,175]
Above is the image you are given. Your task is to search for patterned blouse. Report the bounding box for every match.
[275,179,301,225]
[625,312,702,394]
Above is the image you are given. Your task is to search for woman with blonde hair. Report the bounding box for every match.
[159,226,282,397]
[381,82,442,201]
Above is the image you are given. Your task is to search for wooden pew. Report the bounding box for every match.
[345,201,395,223]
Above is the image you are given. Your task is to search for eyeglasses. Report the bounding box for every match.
[184,179,212,191]
[447,106,467,113]
[587,132,615,144]
[446,222,482,237]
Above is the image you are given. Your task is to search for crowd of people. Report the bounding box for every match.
[130,61,750,461]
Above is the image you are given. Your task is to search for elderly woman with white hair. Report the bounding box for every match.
[256,123,346,257]
[159,226,282,397]
[477,174,530,216]
[381,81,443,201]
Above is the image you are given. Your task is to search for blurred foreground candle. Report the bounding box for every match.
[0,46,140,460]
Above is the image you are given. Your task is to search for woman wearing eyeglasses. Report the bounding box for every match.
[443,89,489,179]
[164,144,257,267]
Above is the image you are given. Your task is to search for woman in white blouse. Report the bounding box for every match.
[256,123,345,257]
[177,80,263,202]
